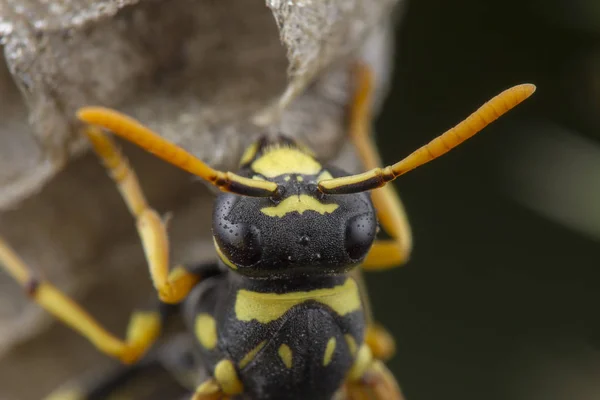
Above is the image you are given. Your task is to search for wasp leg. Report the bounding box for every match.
[191,358,244,400]
[343,361,405,400]
[350,269,395,361]
[191,378,227,400]
[191,359,244,400]
[44,355,162,400]
[349,62,412,271]
[44,330,197,400]
[346,62,407,362]
[0,237,162,364]
[43,280,216,400]
[83,126,200,304]
[364,323,396,362]
[341,345,405,400]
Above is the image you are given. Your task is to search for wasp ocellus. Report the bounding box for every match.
[0,63,535,400]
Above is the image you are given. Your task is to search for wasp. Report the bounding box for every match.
[0,63,534,400]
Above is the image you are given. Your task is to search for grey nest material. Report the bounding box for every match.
[0,0,401,398]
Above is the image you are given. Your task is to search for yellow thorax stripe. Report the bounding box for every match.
[260,194,338,217]
[251,147,321,178]
[235,278,361,324]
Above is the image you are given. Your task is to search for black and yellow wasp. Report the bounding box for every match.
[0,64,534,400]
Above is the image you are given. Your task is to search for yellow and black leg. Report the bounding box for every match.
[350,269,396,362]
[43,328,197,400]
[348,62,413,271]
[192,378,226,400]
[44,352,171,400]
[0,237,162,365]
[39,261,217,400]
[191,359,243,400]
[83,126,200,304]
[341,345,405,400]
[0,127,203,364]
[347,62,413,362]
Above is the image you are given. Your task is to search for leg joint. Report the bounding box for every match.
[25,277,40,297]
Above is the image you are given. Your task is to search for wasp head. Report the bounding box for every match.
[211,136,377,279]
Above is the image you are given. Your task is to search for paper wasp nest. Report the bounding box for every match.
[0,0,400,397]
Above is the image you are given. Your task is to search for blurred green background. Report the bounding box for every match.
[371,1,600,399]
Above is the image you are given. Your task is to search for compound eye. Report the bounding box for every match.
[214,221,262,268]
[344,213,377,261]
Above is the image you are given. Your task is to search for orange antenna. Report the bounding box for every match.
[77,107,278,197]
[318,83,536,194]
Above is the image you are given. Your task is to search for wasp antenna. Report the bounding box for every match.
[77,107,279,197]
[319,83,536,194]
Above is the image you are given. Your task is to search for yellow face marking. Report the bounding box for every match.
[348,345,373,381]
[214,359,244,395]
[278,344,293,369]
[323,337,337,366]
[284,175,291,182]
[240,142,260,165]
[296,176,304,182]
[345,334,358,356]
[317,170,334,182]
[213,237,238,270]
[235,278,361,324]
[251,147,321,178]
[260,194,338,218]
[238,340,267,368]
[195,313,218,350]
